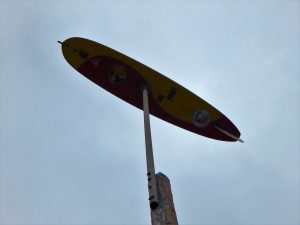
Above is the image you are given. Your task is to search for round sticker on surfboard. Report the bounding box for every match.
[108,65,127,84]
[193,110,210,128]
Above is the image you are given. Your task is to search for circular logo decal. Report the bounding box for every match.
[192,110,210,128]
[108,65,127,84]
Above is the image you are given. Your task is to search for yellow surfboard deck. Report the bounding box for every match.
[61,37,241,142]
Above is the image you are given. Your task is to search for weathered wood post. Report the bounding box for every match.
[151,172,179,225]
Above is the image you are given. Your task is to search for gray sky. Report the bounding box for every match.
[1,1,299,225]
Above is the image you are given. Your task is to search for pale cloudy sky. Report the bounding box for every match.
[1,1,299,225]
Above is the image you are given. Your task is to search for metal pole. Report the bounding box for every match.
[142,86,159,210]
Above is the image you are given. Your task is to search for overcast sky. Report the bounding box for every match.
[1,1,299,225]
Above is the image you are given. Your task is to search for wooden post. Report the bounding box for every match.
[151,172,179,225]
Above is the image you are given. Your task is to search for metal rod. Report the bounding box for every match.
[215,125,244,143]
[142,86,159,210]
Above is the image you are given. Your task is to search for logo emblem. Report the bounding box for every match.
[108,65,127,84]
[192,110,210,127]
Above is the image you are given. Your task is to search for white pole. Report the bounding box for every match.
[142,86,159,210]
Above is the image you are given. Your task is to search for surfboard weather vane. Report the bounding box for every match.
[59,37,243,221]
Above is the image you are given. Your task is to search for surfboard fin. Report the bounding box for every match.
[215,125,244,143]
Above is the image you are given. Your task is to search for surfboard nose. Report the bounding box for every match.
[59,37,90,70]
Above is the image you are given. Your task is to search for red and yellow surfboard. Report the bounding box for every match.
[60,37,242,142]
